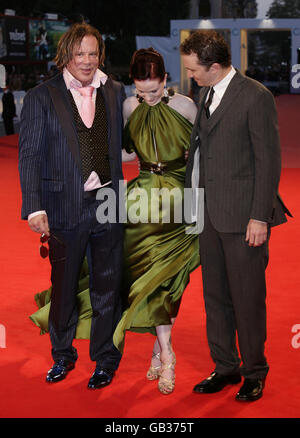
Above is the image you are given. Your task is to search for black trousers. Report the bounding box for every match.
[3,116,14,135]
[199,203,269,379]
[48,194,123,369]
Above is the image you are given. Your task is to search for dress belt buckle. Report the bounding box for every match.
[151,162,164,175]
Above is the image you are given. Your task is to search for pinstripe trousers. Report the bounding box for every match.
[48,194,123,369]
[199,202,270,379]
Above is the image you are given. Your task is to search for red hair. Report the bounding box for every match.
[129,48,166,82]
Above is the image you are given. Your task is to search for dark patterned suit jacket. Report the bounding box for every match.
[19,73,126,230]
[185,70,291,233]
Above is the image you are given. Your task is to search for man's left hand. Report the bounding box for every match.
[245,219,268,247]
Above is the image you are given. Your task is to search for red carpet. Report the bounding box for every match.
[0,95,299,421]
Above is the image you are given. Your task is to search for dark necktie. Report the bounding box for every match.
[204,87,215,119]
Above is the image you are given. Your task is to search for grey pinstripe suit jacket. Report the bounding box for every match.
[185,70,291,233]
[19,73,126,230]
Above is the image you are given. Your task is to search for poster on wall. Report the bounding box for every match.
[29,19,70,61]
[0,17,28,61]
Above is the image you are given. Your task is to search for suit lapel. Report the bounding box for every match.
[194,88,208,131]
[207,70,246,135]
[187,88,209,192]
[190,88,208,149]
[99,78,113,145]
[46,74,81,169]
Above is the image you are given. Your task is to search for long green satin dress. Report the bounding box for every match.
[29,100,200,351]
[113,101,200,352]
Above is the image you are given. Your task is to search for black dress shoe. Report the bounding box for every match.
[235,378,265,402]
[87,367,115,389]
[193,371,241,393]
[46,359,75,383]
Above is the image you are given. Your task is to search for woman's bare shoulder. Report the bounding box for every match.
[168,93,198,123]
[123,96,139,124]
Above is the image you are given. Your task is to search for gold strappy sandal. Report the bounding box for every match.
[146,352,161,381]
[158,353,176,394]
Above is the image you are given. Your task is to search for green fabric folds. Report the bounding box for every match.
[29,258,93,339]
[114,102,200,352]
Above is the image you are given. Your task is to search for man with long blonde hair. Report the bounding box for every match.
[19,22,126,389]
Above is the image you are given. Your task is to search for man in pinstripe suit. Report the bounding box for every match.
[19,23,125,389]
[181,31,291,401]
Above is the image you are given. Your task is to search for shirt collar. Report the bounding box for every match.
[63,67,108,89]
[212,66,236,97]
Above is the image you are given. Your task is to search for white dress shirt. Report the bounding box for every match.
[207,65,236,115]
[28,68,110,221]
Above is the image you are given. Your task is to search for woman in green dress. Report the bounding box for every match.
[114,48,200,394]
[30,48,200,395]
